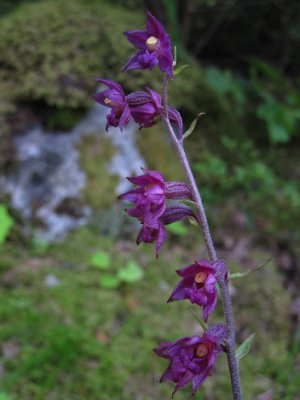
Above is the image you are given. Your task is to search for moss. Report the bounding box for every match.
[136,125,186,181]
[0,0,142,110]
[77,135,118,210]
[0,0,242,141]
[0,228,296,399]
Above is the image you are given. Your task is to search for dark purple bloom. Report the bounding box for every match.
[123,12,173,78]
[127,88,162,129]
[168,260,218,322]
[119,170,166,227]
[92,79,131,131]
[127,89,183,136]
[137,219,167,256]
[154,324,228,396]
[119,170,193,227]
[136,204,200,257]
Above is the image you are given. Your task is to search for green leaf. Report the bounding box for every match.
[188,307,207,331]
[90,251,110,270]
[182,112,205,140]
[173,45,177,66]
[0,393,10,400]
[174,64,189,76]
[99,274,120,288]
[167,221,188,236]
[0,204,14,245]
[236,334,255,361]
[117,261,143,283]
[230,258,271,280]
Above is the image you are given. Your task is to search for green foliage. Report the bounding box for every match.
[193,145,300,237]
[90,251,111,270]
[0,0,237,134]
[250,60,300,144]
[0,0,142,113]
[78,136,118,210]
[182,112,205,140]
[236,334,255,361]
[230,258,271,280]
[89,249,143,288]
[167,221,188,236]
[173,64,189,76]
[99,274,119,289]
[0,229,293,399]
[205,67,246,115]
[0,204,13,244]
[117,261,143,283]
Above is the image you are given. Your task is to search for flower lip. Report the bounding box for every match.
[194,271,207,284]
[104,97,118,107]
[195,343,209,358]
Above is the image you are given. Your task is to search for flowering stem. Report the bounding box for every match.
[161,75,242,400]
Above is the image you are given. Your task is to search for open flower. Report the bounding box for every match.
[168,260,218,321]
[154,324,228,396]
[119,170,193,227]
[123,12,173,78]
[92,79,131,131]
[127,89,183,136]
[119,170,166,227]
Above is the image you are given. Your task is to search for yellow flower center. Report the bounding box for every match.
[196,343,209,358]
[194,271,207,284]
[104,98,118,107]
[146,36,159,51]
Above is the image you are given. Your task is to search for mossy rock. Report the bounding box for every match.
[136,125,186,182]
[0,0,241,140]
[77,135,118,210]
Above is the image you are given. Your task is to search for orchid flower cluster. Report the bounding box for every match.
[93,12,242,399]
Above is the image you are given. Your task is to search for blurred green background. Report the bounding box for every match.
[0,0,300,399]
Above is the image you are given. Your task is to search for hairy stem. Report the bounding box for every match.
[161,75,242,400]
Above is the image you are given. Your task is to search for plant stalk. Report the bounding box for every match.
[161,75,242,400]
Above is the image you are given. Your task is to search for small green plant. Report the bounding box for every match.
[0,204,13,245]
[89,251,143,289]
[250,59,300,143]
[90,251,111,270]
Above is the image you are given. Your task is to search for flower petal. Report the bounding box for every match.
[124,30,149,50]
[146,12,166,38]
[123,51,145,72]
[92,78,123,92]
[155,222,167,257]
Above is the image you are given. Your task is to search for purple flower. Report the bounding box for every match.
[168,260,218,322]
[119,170,193,227]
[136,204,200,257]
[127,88,162,129]
[154,324,228,396]
[92,79,131,131]
[123,12,173,78]
[127,89,183,136]
[137,219,167,256]
[119,170,167,227]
